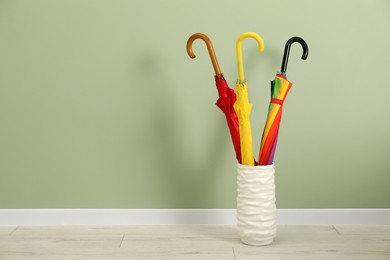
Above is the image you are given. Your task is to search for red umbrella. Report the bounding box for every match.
[187,33,241,163]
[215,76,241,163]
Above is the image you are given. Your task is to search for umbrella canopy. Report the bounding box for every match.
[215,76,241,163]
[234,81,254,166]
[187,33,241,163]
[258,74,292,165]
[258,37,308,165]
[234,32,264,166]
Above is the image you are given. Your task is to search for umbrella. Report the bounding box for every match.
[186,33,241,163]
[234,32,265,166]
[258,37,308,165]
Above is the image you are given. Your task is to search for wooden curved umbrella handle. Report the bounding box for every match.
[236,32,265,82]
[186,33,222,77]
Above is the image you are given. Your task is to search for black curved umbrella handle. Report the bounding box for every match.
[280,37,309,75]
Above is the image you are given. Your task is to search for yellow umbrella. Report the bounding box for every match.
[233,32,264,166]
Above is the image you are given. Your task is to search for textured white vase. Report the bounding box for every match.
[236,163,276,246]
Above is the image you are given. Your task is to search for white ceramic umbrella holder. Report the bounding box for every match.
[236,163,277,246]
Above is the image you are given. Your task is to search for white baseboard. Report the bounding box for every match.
[0,209,389,226]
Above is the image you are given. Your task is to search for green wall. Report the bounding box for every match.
[0,0,389,208]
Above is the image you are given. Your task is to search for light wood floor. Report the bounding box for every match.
[0,225,389,259]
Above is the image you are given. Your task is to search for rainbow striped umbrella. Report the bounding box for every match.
[258,37,308,165]
[258,74,292,165]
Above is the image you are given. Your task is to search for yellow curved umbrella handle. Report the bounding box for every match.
[236,32,265,82]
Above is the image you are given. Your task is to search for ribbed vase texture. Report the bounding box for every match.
[237,163,276,246]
